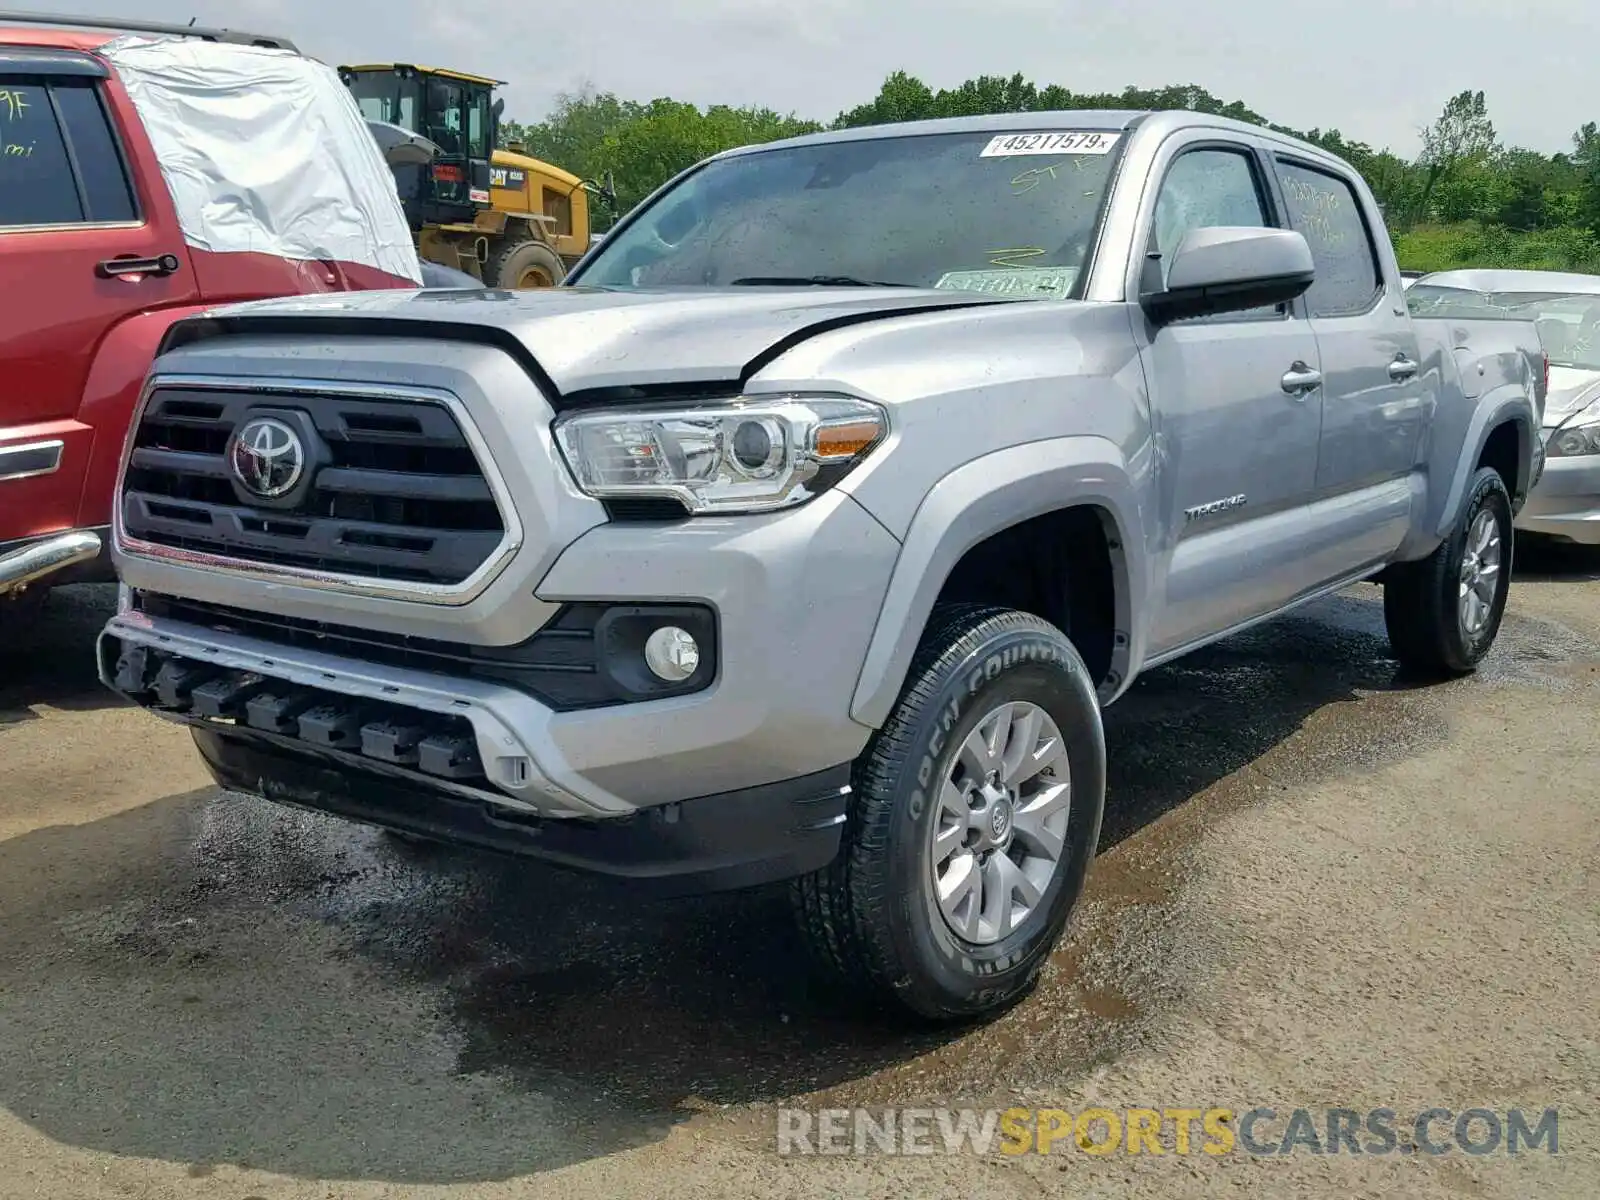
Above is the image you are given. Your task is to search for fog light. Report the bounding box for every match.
[643,625,700,682]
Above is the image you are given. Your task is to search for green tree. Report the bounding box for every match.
[498,68,1600,275]
[514,87,645,182]
[1413,90,1499,225]
[589,99,820,213]
[1572,122,1600,233]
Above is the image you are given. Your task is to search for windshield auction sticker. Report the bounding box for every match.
[980,131,1121,157]
[935,268,1077,299]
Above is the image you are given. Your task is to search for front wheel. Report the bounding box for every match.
[1384,465,1514,674]
[791,604,1107,1024]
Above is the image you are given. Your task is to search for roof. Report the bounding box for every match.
[708,108,1354,175]
[1413,269,1600,295]
[0,26,113,51]
[727,109,1146,159]
[341,63,504,87]
[0,13,295,52]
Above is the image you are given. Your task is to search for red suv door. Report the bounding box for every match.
[0,47,198,545]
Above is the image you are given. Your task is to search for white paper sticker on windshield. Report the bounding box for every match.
[935,268,1076,299]
[980,130,1120,158]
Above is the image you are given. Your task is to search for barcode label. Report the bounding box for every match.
[979,130,1121,158]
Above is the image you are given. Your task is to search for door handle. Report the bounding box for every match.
[1281,362,1323,397]
[1387,355,1419,381]
[96,253,181,279]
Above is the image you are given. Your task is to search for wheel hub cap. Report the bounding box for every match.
[987,799,1013,843]
[928,700,1072,946]
[1458,508,1502,638]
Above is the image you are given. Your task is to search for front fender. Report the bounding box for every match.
[75,304,220,529]
[849,436,1147,728]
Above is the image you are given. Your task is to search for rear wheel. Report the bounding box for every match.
[486,237,564,289]
[791,604,1106,1024]
[1384,466,1513,674]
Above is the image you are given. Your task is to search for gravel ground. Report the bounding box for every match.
[1,547,1597,1199]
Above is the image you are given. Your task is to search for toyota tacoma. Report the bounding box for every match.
[100,110,1545,1023]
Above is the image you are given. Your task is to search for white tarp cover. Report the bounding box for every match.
[101,35,423,284]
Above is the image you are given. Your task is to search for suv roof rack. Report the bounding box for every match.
[0,9,299,52]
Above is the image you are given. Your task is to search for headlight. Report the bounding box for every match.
[1549,402,1600,458]
[553,395,887,515]
[1550,422,1600,458]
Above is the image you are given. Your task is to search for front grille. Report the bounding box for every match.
[121,386,506,586]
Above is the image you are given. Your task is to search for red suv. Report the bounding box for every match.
[0,14,425,620]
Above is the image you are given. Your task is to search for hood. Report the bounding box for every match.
[1544,366,1600,427]
[183,285,1005,397]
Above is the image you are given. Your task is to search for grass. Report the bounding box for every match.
[1393,223,1600,275]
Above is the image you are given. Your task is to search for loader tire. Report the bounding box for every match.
[487,237,564,289]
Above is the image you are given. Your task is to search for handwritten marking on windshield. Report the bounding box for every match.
[1011,162,1066,195]
[0,90,30,122]
[1010,157,1104,195]
[988,247,1047,269]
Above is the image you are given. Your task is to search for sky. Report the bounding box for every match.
[18,0,1598,157]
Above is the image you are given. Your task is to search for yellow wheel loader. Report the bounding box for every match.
[341,63,613,288]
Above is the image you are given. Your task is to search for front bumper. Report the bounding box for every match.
[1514,449,1600,545]
[0,528,109,597]
[97,599,858,894]
[101,485,899,817]
[192,724,850,896]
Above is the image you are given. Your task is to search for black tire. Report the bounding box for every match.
[486,237,564,289]
[1384,465,1514,674]
[791,603,1107,1024]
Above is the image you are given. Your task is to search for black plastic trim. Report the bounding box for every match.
[130,592,718,711]
[190,726,852,896]
[0,47,107,76]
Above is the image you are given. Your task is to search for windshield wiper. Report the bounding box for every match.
[728,275,917,288]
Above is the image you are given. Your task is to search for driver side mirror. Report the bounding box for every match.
[1141,226,1314,324]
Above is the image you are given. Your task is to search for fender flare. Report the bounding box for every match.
[1431,389,1536,541]
[848,436,1147,728]
[75,304,218,528]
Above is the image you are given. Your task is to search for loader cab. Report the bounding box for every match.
[340,63,502,227]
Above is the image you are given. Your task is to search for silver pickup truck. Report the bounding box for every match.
[99,110,1545,1024]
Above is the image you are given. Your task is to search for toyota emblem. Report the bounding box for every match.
[229,416,306,499]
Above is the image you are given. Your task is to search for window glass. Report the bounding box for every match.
[1276,160,1381,317]
[0,80,84,226]
[1408,287,1600,369]
[51,81,135,222]
[467,92,489,159]
[576,129,1122,293]
[1151,148,1269,287]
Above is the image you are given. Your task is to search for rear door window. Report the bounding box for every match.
[52,81,136,222]
[0,77,136,228]
[1274,159,1383,317]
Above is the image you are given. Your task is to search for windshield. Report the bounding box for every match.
[1407,285,1600,370]
[347,72,419,133]
[571,129,1126,295]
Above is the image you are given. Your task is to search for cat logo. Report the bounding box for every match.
[1184,494,1247,522]
[489,166,527,189]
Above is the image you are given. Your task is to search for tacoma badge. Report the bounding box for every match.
[1185,494,1247,522]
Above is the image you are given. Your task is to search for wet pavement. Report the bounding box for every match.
[2,549,1598,1198]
